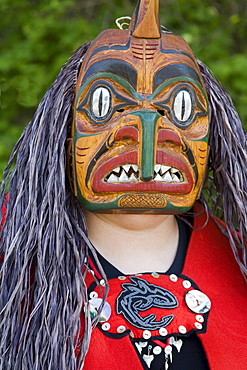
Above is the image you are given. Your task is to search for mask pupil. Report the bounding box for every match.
[181,91,185,121]
[99,89,103,117]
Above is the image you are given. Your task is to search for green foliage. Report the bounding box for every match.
[1,0,247,178]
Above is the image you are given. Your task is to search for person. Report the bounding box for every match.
[0,0,247,369]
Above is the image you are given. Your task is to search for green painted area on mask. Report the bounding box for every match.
[76,72,143,104]
[188,135,208,143]
[77,191,192,214]
[147,76,208,101]
[132,111,161,181]
[74,130,103,140]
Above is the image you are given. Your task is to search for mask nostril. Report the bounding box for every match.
[157,109,165,116]
[117,108,125,112]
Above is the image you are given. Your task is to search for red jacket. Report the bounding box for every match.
[1,201,246,368]
[83,206,247,370]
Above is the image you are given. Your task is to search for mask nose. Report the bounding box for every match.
[132,111,161,182]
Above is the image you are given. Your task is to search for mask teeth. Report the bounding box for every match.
[105,164,139,183]
[153,164,184,182]
[104,164,184,183]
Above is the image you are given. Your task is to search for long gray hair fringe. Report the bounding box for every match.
[197,59,247,278]
[0,42,108,370]
[0,43,246,369]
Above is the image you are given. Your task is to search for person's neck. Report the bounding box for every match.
[84,211,179,274]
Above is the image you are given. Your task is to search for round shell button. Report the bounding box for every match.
[88,298,111,322]
[153,346,162,355]
[185,290,211,313]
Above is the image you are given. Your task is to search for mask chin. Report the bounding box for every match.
[75,186,203,215]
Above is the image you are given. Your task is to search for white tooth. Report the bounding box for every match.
[122,164,131,172]
[107,173,119,183]
[135,342,142,354]
[161,165,171,174]
[119,171,130,182]
[173,175,180,182]
[163,172,173,182]
[173,339,183,353]
[143,354,154,368]
[129,173,138,182]
[154,173,163,181]
[155,164,161,173]
[132,164,139,172]
[170,336,175,345]
[113,167,121,175]
[170,169,183,181]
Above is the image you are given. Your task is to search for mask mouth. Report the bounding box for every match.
[104,164,184,183]
[91,150,193,194]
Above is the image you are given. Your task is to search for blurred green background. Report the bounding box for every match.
[1,0,247,178]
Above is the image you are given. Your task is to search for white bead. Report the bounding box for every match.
[117,325,126,333]
[159,327,168,336]
[182,280,191,288]
[170,274,178,282]
[178,325,187,334]
[143,330,151,339]
[102,322,110,331]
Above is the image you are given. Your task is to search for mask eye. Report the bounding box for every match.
[90,86,112,121]
[153,84,208,129]
[173,89,193,124]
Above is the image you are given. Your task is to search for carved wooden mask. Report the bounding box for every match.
[72,0,209,213]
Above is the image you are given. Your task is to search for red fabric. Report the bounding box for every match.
[184,205,247,370]
[83,333,144,369]
[82,205,247,369]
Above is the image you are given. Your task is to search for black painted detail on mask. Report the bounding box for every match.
[89,39,131,61]
[153,64,201,91]
[182,140,198,188]
[85,136,115,188]
[82,59,137,89]
[116,276,178,331]
[160,46,197,65]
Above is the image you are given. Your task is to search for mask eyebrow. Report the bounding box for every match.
[82,59,137,89]
[153,64,201,91]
